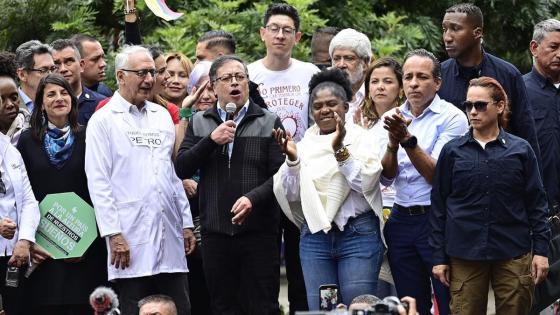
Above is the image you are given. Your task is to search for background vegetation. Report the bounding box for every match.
[1,0,559,87]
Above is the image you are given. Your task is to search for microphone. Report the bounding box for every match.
[222,102,237,156]
[89,286,120,315]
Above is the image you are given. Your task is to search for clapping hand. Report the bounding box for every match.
[273,128,297,162]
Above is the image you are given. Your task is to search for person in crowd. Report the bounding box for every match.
[96,45,180,125]
[171,59,214,315]
[329,28,372,123]
[0,113,40,315]
[51,39,106,125]
[0,52,29,145]
[247,4,318,313]
[430,76,549,315]
[85,45,195,315]
[70,34,112,97]
[439,3,541,163]
[357,57,403,298]
[273,68,384,309]
[163,52,193,106]
[523,18,560,314]
[175,55,284,315]
[311,26,340,70]
[15,40,56,112]
[381,49,469,315]
[15,73,107,315]
[138,294,178,315]
[195,30,237,63]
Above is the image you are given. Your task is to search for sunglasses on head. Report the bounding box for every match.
[462,100,495,112]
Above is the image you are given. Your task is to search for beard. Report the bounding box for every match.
[346,62,365,85]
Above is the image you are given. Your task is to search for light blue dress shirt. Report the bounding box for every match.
[381,94,469,207]
[217,100,250,158]
[18,88,33,112]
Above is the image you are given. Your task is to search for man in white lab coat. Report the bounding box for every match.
[85,45,196,315]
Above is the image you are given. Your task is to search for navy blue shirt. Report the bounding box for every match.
[439,51,541,167]
[88,82,113,98]
[78,86,106,126]
[523,68,560,207]
[430,129,550,264]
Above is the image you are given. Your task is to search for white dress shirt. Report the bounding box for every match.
[85,92,193,280]
[381,95,469,206]
[0,133,39,256]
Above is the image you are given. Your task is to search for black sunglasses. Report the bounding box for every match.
[463,100,495,112]
[0,170,5,194]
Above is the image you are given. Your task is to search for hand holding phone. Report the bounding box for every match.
[319,284,338,311]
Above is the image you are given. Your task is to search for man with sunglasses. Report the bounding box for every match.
[247,4,318,314]
[439,3,541,163]
[15,40,56,112]
[85,46,195,315]
[176,55,285,315]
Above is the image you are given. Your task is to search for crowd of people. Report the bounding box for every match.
[0,1,559,315]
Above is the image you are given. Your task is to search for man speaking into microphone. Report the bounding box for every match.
[176,55,285,315]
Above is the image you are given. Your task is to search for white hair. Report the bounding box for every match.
[114,45,153,77]
[187,61,212,93]
[329,28,372,63]
[532,19,560,43]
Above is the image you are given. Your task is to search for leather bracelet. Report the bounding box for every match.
[123,8,137,15]
[386,145,398,153]
[179,107,192,120]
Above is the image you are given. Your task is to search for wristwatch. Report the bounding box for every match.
[400,135,417,149]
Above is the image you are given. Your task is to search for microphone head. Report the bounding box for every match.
[225,102,237,114]
[90,286,119,312]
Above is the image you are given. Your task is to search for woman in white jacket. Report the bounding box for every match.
[0,132,40,314]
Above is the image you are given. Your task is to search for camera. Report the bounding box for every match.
[295,296,409,315]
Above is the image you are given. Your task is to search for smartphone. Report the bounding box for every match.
[319,284,338,311]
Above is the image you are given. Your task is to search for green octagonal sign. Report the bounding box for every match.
[35,192,98,259]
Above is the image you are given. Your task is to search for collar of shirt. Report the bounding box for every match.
[529,67,557,89]
[217,100,250,124]
[452,48,487,78]
[111,91,156,114]
[458,127,509,148]
[349,83,366,107]
[17,88,33,112]
[401,94,444,119]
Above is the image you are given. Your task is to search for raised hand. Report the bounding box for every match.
[273,128,297,161]
[332,112,346,151]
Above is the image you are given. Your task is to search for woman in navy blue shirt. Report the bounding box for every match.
[429,76,550,315]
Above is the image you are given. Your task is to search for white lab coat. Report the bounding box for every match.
[85,92,193,281]
[0,133,39,256]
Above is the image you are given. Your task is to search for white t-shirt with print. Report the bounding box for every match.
[248,58,320,142]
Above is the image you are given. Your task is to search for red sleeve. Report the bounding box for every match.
[167,102,180,125]
[95,97,111,111]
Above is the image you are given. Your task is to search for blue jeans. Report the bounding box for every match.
[384,206,451,315]
[300,212,384,310]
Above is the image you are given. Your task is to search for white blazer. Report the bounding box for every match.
[85,92,193,281]
[0,133,39,256]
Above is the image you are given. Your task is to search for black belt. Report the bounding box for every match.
[395,204,429,216]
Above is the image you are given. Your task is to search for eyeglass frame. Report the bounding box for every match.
[463,100,496,112]
[120,68,157,78]
[265,24,297,36]
[26,66,59,75]
[212,72,248,84]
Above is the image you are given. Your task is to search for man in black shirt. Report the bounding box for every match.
[439,3,541,163]
[524,18,560,314]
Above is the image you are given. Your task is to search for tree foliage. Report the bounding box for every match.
[1,0,558,74]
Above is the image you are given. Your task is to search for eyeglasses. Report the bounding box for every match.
[265,24,296,36]
[0,170,5,194]
[213,73,248,83]
[121,68,157,78]
[27,66,58,75]
[463,100,495,112]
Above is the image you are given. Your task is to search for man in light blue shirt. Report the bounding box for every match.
[15,40,56,112]
[381,49,468,315]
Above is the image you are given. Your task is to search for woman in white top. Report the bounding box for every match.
[0,132,40,314]
[273,68,384,310]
